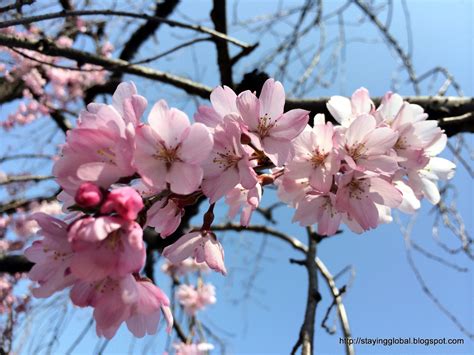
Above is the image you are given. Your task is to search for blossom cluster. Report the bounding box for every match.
[0,25,111,129]
[281,88,456,235]
[23,79,455,341]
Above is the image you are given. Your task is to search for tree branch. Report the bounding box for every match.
[0,33,213,98]
[119,0,181,63]
[0,9,251,49]
[210,0,233,86]
[286,96,474,136]
[0,175,54,186]
[291,227,321,355]
[0,254,33,273]
[0,193,59,215]
[211,223,353,355]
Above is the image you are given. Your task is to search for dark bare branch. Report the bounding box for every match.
[0,254,33,273]
[0,175,54,186]
[211,0,233,86]
[0,33,213,98]
[0,9,251,49]
[119,0,180,62]
[286,96,474,136]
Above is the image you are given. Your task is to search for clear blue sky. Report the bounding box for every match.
[4,1,473,354]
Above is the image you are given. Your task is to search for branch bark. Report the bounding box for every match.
[286,96,474,136]
[291,227,321,355]
[0,33,213,98]
[118,0,181,63]
[210,0,233,87]
[0,9,250,48]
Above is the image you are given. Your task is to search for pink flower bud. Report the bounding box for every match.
[101,187,144,221]
[75,182,103,208]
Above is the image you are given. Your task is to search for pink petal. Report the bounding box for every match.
[179,123,213,164]
[262,136,294,166]
[194,105,222,128]
[326,96,352,125]
[162,232,201,264]
[210,85,238,117]
[259,79,285,119]
[147,100,190,145]
[351,87,373,115]
[236,91,260,130]
[369,177,402,208]
[345,114,376,146]
[271,109,309,140]
[167,162,203,195]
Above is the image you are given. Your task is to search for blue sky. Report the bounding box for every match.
[3,1,473,354]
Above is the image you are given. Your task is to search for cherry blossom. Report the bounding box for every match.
[68,216,145,281]
[176,283,216,315]
[101,187,144,221]
[236,78,309,165]
[201,117,257,203]
[70,275,172,338]
[225,183,262,226]
[174,342,215,355]
[162,231,227,275]
[134,100,213,195]
[146,198,183,238]
[24,213,76,297]
[20,80,457,341]
[327,87,374,127]
[75,182,103,208]
[286,115,340,193]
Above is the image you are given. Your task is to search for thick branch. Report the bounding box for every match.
[210,0,233,86]
[0,33,213,98]
[0,254,33,273]
[1,35,472,137]
[0,77,24,103]
[286,96,474,136]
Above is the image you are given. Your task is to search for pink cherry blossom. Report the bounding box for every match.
[275,173,311,207]
[68,216,145,281]
[85,81,147,128]
[134,100,213,195]
[146,198,183,237]
[176,283,216,315]
[53,105,136,195]
[162,231,227,275]
[174,342,214,355]
[194,85,238,129]
[24,213,76,298]
[161,258,210,277]
[327,87,374,127]
[75,182,103,208]
[335,172,402,231]
[293,192,342,236]
[126,278,173,337]
[201,117,257,203]
[225,183,262,226]
[407,157,456,205]
[236,78,309,165]
[340,114,399,175]
[101,186,144,221]
[70,275,172,339]
[287,116,340,193]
